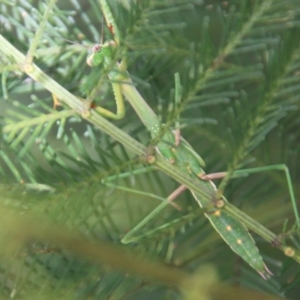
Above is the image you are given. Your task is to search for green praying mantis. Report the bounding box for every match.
[69,0,298,279]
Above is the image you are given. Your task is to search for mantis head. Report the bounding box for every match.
[86,40,117,67]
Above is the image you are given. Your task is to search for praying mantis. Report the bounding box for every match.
[78,0,298,279]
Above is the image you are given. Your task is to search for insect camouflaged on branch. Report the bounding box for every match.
[83,0,298,279]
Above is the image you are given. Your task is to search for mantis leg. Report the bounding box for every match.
[103,182,183,211]
[92,81,126,120]
[86,0,127,120]
[200,164,299,227]
[174,73,182,146]
[101,169,196,245]
[121,185,193,244]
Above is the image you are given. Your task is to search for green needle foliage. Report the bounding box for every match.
[1,0,300,299]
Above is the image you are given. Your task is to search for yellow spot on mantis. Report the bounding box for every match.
[213,210,221,217]
[226,225,232,231]
[187,167,192,173]
[284,247,295,257]
[236,239,242,245]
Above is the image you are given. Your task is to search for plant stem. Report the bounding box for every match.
[1,33,300,265]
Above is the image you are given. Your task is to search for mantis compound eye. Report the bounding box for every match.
[93,44,102,52]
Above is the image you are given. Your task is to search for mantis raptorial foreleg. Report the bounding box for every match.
[86,42,126,120]
[83,0,299,279]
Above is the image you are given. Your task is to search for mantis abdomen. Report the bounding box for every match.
[192,186,271,279]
